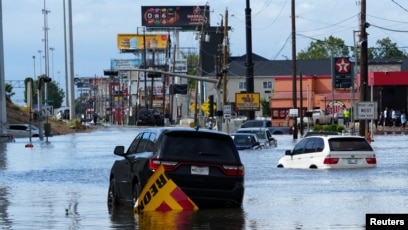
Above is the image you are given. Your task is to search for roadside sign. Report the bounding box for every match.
[357,102,377,120]
[134,164,198,213]
[42,105,54,117]
[223,105,232,115]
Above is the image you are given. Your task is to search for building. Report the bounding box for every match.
[205,54,408,126]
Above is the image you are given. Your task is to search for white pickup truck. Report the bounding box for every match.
[297,109,332,126]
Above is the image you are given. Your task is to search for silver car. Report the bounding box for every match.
[7,124,42,138]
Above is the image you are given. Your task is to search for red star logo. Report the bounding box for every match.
[335,58,351,74]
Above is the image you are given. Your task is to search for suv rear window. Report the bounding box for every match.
[329,138,373,151]
[160,131,239,162]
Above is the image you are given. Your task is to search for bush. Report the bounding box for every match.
[312,124,345,132]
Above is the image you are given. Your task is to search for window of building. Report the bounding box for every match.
[239,82,246,90]
[263,81,272,89]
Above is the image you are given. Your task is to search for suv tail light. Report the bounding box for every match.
[149,159,178,171]
[366,157,377,164]
[223,165,245,176]
[149,159,245,176]
[323,157,339,164]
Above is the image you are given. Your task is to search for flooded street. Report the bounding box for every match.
[1,127,407,229]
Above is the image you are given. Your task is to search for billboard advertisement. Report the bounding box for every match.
[117,34,168,51]
[235,93,261,111]
[110,59,142,70]
[141,6,210,29]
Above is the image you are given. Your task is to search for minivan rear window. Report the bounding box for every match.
[329,138,373,151]
[162,132,239,162]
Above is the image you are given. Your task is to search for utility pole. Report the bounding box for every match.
[245,0,254,120]
[291,0,298,139]
[222,9,228,107]
[359,0,368,137]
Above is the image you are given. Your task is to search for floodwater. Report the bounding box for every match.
[1,127,407,229]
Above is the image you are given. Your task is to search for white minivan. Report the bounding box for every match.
[277,136,376,169]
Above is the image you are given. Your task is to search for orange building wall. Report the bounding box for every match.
[270,75,356,126]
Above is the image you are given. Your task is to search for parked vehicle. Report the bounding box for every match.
[277,136,376,169]
[107,127,244,210]
[239,119,272,128]
[235,127,277,147]
[230,133,263,150]
[297,109,332,126]
[268,126,292,135]
[303,131,341,137]
[55,108,70,120]
[7,124,42,138]
[136,109,164,126]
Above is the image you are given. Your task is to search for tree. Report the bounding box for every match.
[5,83,15,103]
[297,36,350,60]
[260,98,270,117]
[25,78,65,108]
[368,37,408,59]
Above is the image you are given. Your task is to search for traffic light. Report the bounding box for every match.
[37,75,52,90]
[209,95,214,117]
[43,76,52,82]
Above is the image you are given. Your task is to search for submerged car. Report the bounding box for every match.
[230,133,263,150]
[235,127,277,148]
[137,109,164,126]
[303,131,341,137]
[7,124,42,138]
[277,136,376,169]
[108,127,245,210]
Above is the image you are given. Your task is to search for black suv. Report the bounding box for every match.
[137,109,164,126]
[107,127,245,210]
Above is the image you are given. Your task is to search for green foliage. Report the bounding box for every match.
[297,36,350,60]
[5,83,15,103]
[368,37,408,59]
[24,78,65,108]
[260,98,270,117]
[312,123,345,132]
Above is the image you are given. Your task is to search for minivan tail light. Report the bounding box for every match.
[323,157,339,164]
[223,165,245,176]
[366,157,377,164]
[149,159,178,171]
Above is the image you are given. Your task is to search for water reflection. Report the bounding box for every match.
[0,187,11,229]
[109,207,246,229]
[1,129,408,229]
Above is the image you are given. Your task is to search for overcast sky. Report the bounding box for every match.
[3,0,408,104]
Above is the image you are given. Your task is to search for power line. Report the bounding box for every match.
[369,23,408,33]
[391,0,408,13]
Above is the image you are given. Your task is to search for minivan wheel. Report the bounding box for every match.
[107,178,118,212]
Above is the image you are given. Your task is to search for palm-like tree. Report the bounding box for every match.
[5,83,15,103]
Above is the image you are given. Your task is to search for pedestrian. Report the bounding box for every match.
[383,107,388,126]
[343,108,350,127]
[400,111,407,130]
[391,108,397,127]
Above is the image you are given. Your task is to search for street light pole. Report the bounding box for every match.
[38,50,42,74]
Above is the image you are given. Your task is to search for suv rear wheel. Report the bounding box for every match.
[132,183,141,206]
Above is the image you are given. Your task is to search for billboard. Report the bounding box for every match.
[235,93,260,111]
[141,6,210,29]
[117,34,168,51]
[110,59,142,70]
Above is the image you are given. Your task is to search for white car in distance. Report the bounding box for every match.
[277,136,376,169]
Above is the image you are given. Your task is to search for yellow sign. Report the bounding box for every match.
[117,34,168,51]
[235,93,260,111]
[201,99,216,115]
[134,165,198,213]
